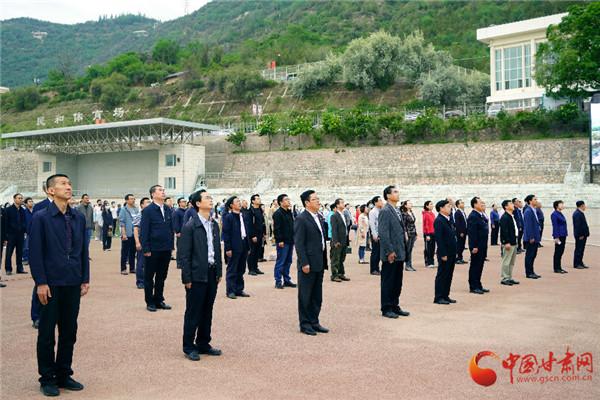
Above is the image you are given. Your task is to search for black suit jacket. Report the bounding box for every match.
[330,211,347,246]
[221,211,251,253]
[434,214,457,260]
[3,204,26,238]
[467,210,489,252]
[294,210,328,272]
[179,215,222,284]
[573,209,590,238]
[454,209,467,235]
[499,212,517,245]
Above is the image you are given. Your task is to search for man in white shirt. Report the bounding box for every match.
[368,196,384,276]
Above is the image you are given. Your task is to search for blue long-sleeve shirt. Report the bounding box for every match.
[551,210,568,238]
[29,202,90,286]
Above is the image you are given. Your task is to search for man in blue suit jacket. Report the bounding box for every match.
[221,196,252,299]
[523,195,542,279]
[140,184,174,312]
[433,200,458,305]
[467,197,490,294]
[454,199,468,264]
[4,193,27,275]
[572,200,590,269]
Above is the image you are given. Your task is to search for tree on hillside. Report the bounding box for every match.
[535,3,600,99]
[152,39,181,65]
[257,114,278,151]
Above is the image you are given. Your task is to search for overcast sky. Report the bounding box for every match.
[1,0,211,24]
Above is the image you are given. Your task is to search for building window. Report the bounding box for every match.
[495,49,502,91]
[524,44,531,87]
[503,46,523,90]
[165,154,177,167]
[42,161,52,172]
[164,177,176,190]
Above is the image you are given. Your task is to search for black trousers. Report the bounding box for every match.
[468,249,486,291]
[120,237,136,272]
[247,239,261,272]
[574,237,587,267]
[369,239,381,273]
[435,256,456,301]
[456,233,466,261]
[102,225,112,250]
[517,229,524,251]
[491,225,499,245]
[423,235,436,266]
[226,245,248,295]
[4,234,24,272]
[144,251,171,306]
[524,241,538,275]
[175,236,182,269]
[553,236,566,271]
[380,260,404,313]
[182,268,218,354]
[297,269,324,330]
[37,285,81,385]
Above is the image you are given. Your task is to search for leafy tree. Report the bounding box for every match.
[399,30,452,81]
[291,55,341,98]
[257,114,278,150]
[418,65,489,106]
[10,86,44,111]
[287,113,313,148]
[152,39,180,65]
[89,73,129,108]
[535,3,600,99]
[226,130,248,150]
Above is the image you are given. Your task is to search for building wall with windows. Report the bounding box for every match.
[477,13,567,111]
[158,144,205,198]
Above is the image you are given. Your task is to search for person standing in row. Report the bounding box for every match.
[401,200,417,272]
[454,199,468,264]
[490,204,500,246]
[573,200,590,270]
[378,185,409,319]
[272,194,296,290]
[536,204,545,248]
[248,194,265,276]
[295,189,329,336]
[180,189,223,361]
[330,198,349,282]
[101,202,113,251]
[222,196,252,299]
[550,200,568,274]
[499,200,520,286]
[512,198,524,254]
[356,205,369,264]
[29,174,89,397]
[141,185,174,312]
[133,197,151,289]
[422,201,436,268]
[76,194,94,250]
[4,193,27,275]
[523,194,542,279]
[119,194,138,275]
[173,197,187,270]
[433,199,457,305]
[467,197,490,294]
[23,197,34,265]
[110,202,119,238]
[0,206,5,287]
[368,196,383,276]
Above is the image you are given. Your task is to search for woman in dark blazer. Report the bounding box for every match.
[550,200,568,274]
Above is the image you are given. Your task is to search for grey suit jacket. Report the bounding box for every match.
[378,203,406,262]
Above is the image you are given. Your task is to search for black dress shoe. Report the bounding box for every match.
[533,273,541,278]
[509,279,520,285]
[574,265,586,269]
[33,320,40,329]
[199,347,222,356]
[248,271,258,276]
[40,384,60,397]
[501,280,513,286]
[446,297,457,304]
[456,260,466,264]
[237,292,250,297]
[434,299,450,305]
[184,350,200,361]
[526,274,539,279]
[0,282,6,288]
[340,276,350,281]
[255,269,265,274]
[275,282,284,289]
[470,289,485,294]
[258,258,268,262]
[6,271,12,276]
[136,283,145,289]
[16,270,28,274]
[404,266,416,271]
[581,264,590,269]
[58,377,84,391]
[227,293,237,299]
[382,311,399,319]
[480,288,490,293]
[156,302,172,310]
[146,304,157,312]
[301,327,317,335]
[560,269,568,274]
[370,271,381,275]
[395,308,410,317]
[312,324,329,333]
[283,281,297,288]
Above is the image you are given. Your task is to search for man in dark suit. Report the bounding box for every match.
[378,185,409,319]
[330,198,350,282]
[572,200,590,269]
[523,194,542,279]
[467,197,490,294]
[536,204,545,248]
[140,184,174,312]
[454,199,468,264]
[247,194,265,275]
[433,200,457,305]
[179,189,223,361]
[295,189,329,336]
[512,198,524,254]
[4,193,28,275]
[221,196,252,299]
[173,197,187,269]
[0,206,6,287]
[499,199,520,286]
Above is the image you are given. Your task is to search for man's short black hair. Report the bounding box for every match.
[177,197,186,205]
[512,197,518,203]
[371,195,381,204]
[501,199,511,210]
[277,194,288,206]
[383,185,396,201]
[553,200,563,210]
[13,193,22,199]
[81,194,89,199]
[334,198,344,207]
[300,190,315,208]
[576,200,585,208]
[189,190,208,211]
[359,204,366,213]
[165,197,171,202]
[140,197,150,206]
[149,184,162,196]
[46,174,69,189]
[524,194,535,204]
[251,194,260,203]
[24,197,33,203]
[470,196,480,208]
[435,199,449,212]
[330,203,336,211]
[455,199,463,207]
[225,195,238,210]
[124,194,134,201]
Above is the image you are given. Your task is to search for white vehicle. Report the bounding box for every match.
[404,111,422,121]
[487,103,504,117]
